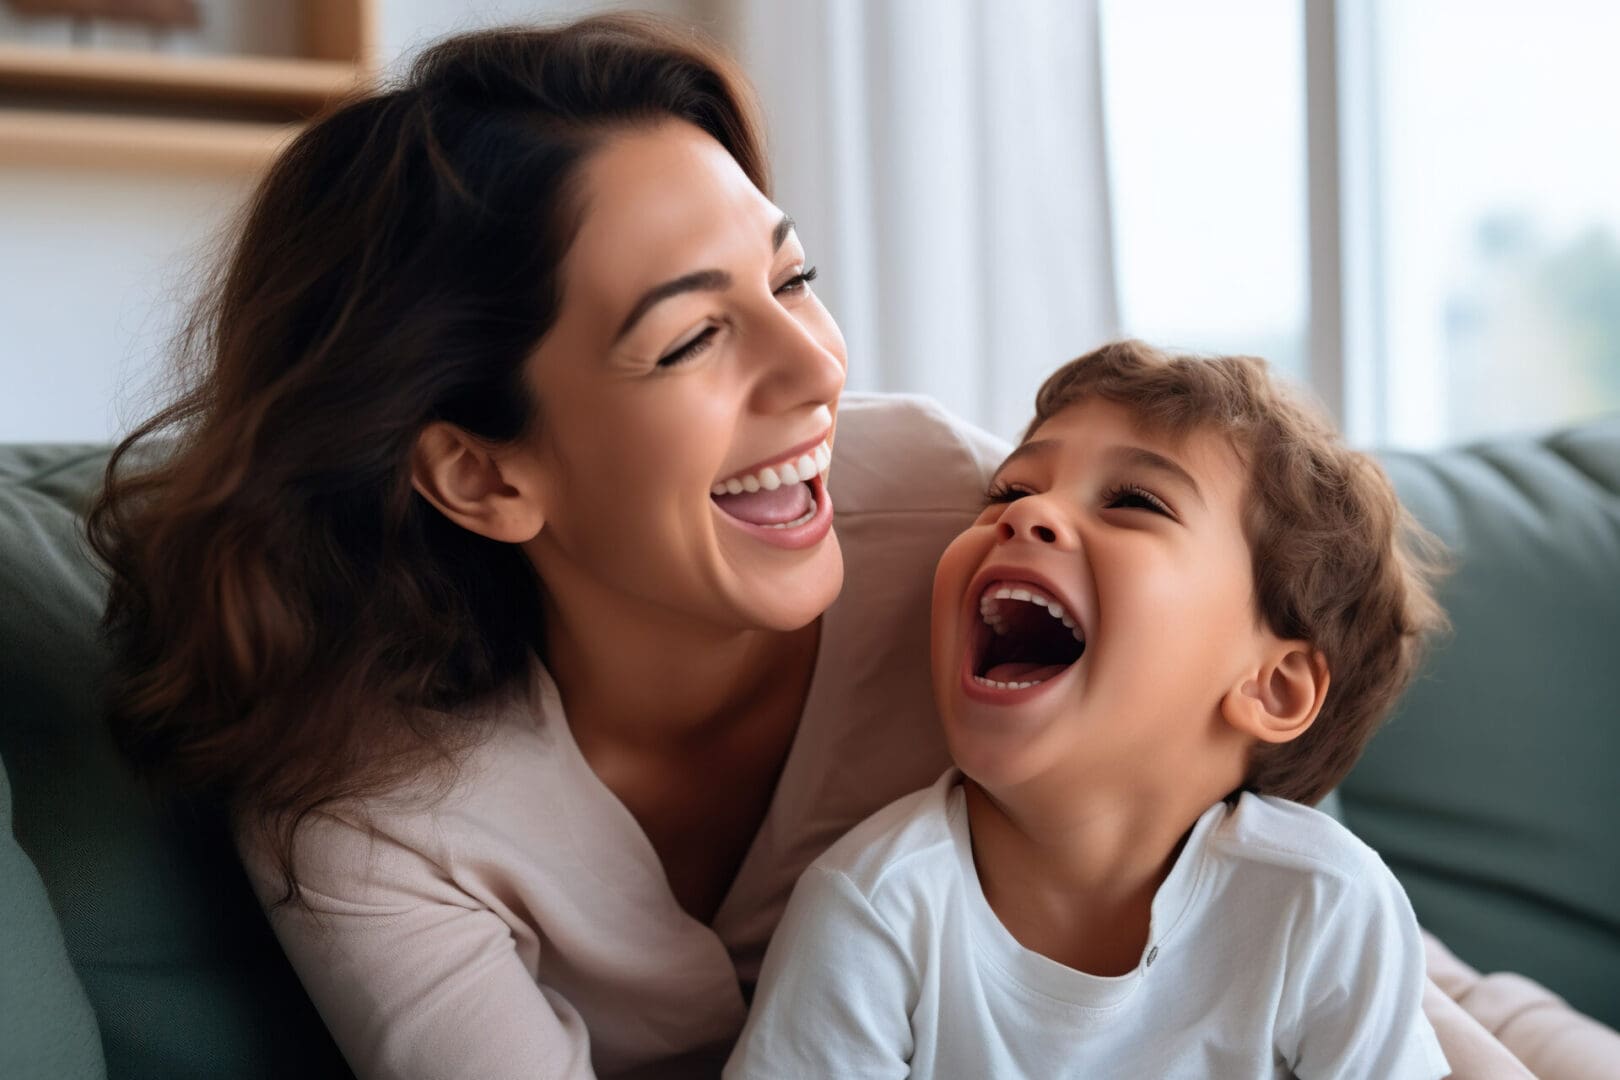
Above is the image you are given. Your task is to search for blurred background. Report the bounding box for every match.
[1,0,1616,448]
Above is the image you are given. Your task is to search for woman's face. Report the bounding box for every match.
[520,119,848,636]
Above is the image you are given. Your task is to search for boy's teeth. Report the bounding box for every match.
[973,675,1043,690]
[979,582,1085,642]
[712,437,834,497]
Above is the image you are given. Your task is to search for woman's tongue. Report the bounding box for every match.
[713,481,813,526]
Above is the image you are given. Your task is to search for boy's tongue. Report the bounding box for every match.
[983,661,1070,683]
[713,481,813,526]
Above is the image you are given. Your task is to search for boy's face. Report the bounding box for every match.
[931,397,1267,797]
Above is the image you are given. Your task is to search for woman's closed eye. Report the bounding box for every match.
[657,325,719,367]
[657,266,819,368]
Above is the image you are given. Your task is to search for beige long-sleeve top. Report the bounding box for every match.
[236,394,1010,1079]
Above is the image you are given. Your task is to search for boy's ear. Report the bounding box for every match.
[410,421,546,543]
[1220,639,1330,745]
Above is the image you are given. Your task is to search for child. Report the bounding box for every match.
[725,341,1452,1078]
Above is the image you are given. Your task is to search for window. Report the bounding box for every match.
[1369,0,1620,448]
[1102,0,1620,448]
[1101,0,1308,381]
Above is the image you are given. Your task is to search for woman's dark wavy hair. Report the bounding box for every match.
[85,14,768,907]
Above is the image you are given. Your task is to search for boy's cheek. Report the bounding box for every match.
[932,529,987,609]
[930,529,985,659]
[930,544,964,629]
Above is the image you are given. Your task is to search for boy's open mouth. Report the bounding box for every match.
[971,580,1086,690]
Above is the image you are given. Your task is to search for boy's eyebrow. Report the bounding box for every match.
[1107,446,1207,509]
[990,439,1060,479]
[993,439,1207,509]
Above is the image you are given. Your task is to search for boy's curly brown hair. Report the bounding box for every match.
[1026,340,1449,805]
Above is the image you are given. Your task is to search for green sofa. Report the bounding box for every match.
[2,419,1618,1079]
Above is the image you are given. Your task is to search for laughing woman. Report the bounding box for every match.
[88,17,1000,1078]
[88,14,1524,1080]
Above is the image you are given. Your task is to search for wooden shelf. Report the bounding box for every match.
[0,106,298,172]
[0,0,375,173]
[0,43,366,113]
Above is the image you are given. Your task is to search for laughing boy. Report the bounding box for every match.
[725,341,1451,1078]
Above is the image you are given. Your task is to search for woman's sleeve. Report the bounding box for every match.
[723,866,914,1080]
[1419,975,1534,1080]
[1421,931,1617,1080]
[237,810,596,1080]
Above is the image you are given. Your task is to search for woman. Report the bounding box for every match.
[88,14,1526,1080]
[90,15,1000,1077]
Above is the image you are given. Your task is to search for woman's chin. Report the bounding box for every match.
[728,538,844,632]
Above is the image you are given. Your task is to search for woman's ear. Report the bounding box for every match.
[410,422,546,543]
[1221,640,1330,745]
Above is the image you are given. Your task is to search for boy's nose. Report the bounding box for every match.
[995,497,1073,547]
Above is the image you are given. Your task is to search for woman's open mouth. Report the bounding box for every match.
[963,579,1086,700]
[709,435,835,550]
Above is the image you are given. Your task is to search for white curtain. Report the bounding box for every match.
[710,0,1119,441]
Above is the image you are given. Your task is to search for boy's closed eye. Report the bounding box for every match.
[981,480,1177,520]
[1100,483,1176,518]
[981,482,1028,506]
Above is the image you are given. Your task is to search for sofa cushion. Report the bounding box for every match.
[0,444,351,1080]
[0,757,107,1080]
[1347,418,1620,1030]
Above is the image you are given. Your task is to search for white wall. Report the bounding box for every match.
[0,168,252,442]
[0,1,698,443]
[379,0,700,77]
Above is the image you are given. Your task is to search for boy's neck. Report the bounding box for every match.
[961,773,1222,978]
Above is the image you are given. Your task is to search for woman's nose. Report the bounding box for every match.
[996,496,1075,548]
[750,305,847,415]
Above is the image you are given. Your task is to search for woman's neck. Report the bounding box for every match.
[539,589,820,752]
[538,587,822,924]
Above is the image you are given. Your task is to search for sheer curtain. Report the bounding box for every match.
[707,0,1119,440]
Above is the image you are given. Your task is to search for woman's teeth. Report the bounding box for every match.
[765,504,818,530]
[710,439,833,497]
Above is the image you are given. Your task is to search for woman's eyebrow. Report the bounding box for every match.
[771,214,796,252]
[615,214,796,342]
[615,269,731,341]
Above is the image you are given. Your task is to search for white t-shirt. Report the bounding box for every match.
[727,769,1451,1080]
[234,395,1011,1080]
